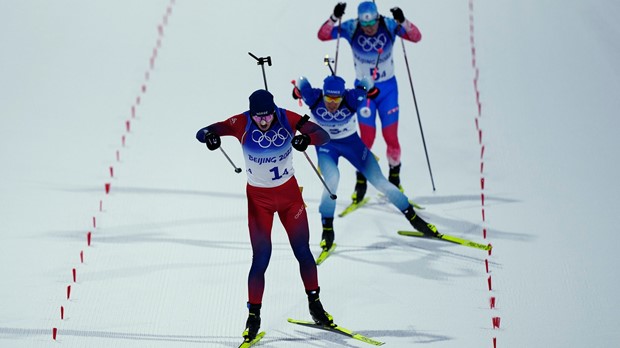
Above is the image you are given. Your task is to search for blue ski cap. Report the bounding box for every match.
[249,89,276,116]
[323,75,346,96]
[358,1,378,22]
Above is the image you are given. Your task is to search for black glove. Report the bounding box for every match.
[332,2,346,20]
[367,87,380,99]
[204,132,221,151]
[292,134,311,152]
[292,86,302,100]
[390,7,405,24]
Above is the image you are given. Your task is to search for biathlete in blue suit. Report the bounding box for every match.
[318,1,423,204]
[293,75,439,251]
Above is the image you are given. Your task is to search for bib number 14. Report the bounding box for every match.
[269,166,289,180]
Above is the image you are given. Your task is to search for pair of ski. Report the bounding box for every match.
[316,231,490,266]
[398,231,492,251]
[317,231,490,267]
[340,194,491,250]
[336,196,491,252]
[337,196,424,218]
[238,319,384,347]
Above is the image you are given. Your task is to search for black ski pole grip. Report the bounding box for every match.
[296,115,310,131]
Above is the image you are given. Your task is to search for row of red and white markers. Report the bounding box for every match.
[52,0,177,341]
[469,0,501,347]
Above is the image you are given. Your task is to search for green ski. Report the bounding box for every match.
[238,331,265,348]
[337,197,370,217]
[316,243,336,265]
[398,230,492,251]
[287,318,384,346]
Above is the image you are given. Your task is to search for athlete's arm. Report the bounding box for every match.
[287,110,330,146]
[389,17,421,42]
[197,114,247,142]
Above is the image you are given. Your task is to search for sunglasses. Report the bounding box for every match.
[323,95,343,103]
[360,19,377,27]
[252,113,274,124]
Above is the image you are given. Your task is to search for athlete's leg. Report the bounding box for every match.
[317,146,340,219]
[354,103,376,202]
[376,81,401,166]
[363,155,409,211]
[382,122,401,167]
[246,184,275,305]
[277,177,319,292]
[316,145,341,250]
[341,135,410,212]
[357,99,378,149]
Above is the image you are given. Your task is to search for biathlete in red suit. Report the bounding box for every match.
[196,89,333,342]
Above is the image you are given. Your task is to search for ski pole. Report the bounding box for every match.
[294,115,337,200]
[334,18,341,74]
[364,48,383,111]
[398,36,436,191]
[303,151,337,200]
[372,47,383,80]
[203,131,242,174]
[217,146,242,173]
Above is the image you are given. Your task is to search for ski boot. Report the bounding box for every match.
[403,204,441,237]
[320,217,335,251]
[306,288,334,327]
[389,163,404,192]
[242,303,261,341]
[351,171,367,204]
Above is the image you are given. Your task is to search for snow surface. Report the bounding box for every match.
[1,0,619,347]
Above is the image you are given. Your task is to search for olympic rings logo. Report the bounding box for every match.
[316,107,351,121]
[357,34,388,52]
[251,127,289,148]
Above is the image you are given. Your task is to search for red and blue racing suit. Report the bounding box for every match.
[199,108,329,305]
[319,15,421,167]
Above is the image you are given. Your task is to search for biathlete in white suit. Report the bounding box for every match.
[318,1,422,204]
[293,75,439,252]
[196,89,333,342]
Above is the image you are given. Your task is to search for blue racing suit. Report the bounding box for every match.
[297,78,412,219]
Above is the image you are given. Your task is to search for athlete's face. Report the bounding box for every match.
[252,113,275,131]
[323,95,343,113]
[360,20,379,36]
